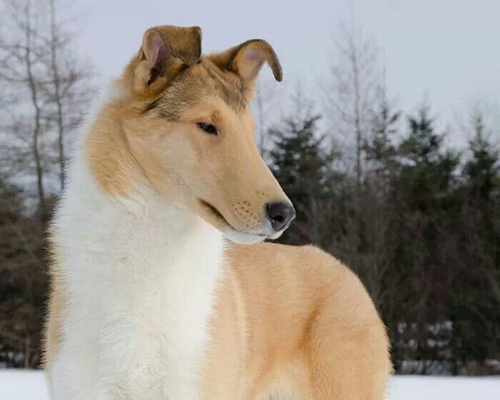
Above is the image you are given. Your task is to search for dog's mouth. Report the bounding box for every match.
[199,199,227,225]
[198,199,268,243]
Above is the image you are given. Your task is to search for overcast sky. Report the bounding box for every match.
[75,0,500,144]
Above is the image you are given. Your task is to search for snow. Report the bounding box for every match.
[1,370,499,399]
[0,370,49,400]
[388,375,500,399]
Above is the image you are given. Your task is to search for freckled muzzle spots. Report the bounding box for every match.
[232,201,263,231]
[229,189,278,232]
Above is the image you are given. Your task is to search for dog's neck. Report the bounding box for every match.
[58,98,225,294]
[53,87,226,396]
[60,88,222,320]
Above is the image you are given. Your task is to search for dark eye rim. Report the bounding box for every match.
[197,122,218,135]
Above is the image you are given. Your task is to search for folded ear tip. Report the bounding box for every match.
[257,39,283,82]
[275,68,283,82]
[143,25,202,66]
[143,28,161,44]
[190,26,202,43]
[271,58,283,81]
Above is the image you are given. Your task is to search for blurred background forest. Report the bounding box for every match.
[0,0,499,376]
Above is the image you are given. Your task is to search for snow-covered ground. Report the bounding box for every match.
[1,370,499,399]
[1,370,49,399]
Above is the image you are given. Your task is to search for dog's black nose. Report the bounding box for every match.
[266,202,296,232]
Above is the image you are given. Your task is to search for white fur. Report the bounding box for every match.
[49,85,225,400]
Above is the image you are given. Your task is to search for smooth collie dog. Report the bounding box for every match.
[45,25,391,399]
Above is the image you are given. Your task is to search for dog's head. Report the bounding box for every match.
[89,26,294,243]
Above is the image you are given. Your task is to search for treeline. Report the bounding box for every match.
[268,97,500,375]
[0,1,499,374]
[259,23,500,375]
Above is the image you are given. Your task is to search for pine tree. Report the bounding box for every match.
[268,101,338,245]
[364,97,401,191]
[398,104,459,209]
[390,104,461,373]
[463,111,499,202]
[366,102,399,165]
[452,110,500,373]
[269,115,330,201]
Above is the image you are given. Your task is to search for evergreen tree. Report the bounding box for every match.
[269,115,331,203]
[463,111,499,202]
[364,97,401,191]
[268,101,339,245]
[389,104,460,373]
[398,104,460,209]
[450,110,500,373]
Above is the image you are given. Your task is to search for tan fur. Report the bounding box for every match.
[203,244,390,399]
[45,25,391,399]
[87,58,287,233]
[208,39,283,100]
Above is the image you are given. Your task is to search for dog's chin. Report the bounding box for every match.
[223,227,286,244]
[268,230,284,240]
[223,228,268,244]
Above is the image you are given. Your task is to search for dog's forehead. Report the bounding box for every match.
[198,59,246,110]
[150,59,248,121]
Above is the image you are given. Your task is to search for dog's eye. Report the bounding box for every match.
[197,122,218,135]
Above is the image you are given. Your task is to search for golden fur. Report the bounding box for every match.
[203,243,390,399]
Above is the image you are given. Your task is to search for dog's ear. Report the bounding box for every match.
[209,40,282,100]
[126,25,202,96]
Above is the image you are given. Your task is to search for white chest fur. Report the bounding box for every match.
[50,151,225,400]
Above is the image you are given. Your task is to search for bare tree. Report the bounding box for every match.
[44,0,95,189]
[323,20,380,190]
[0,0,47,219]
[0,0,94,218]
[49,0,66,189]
